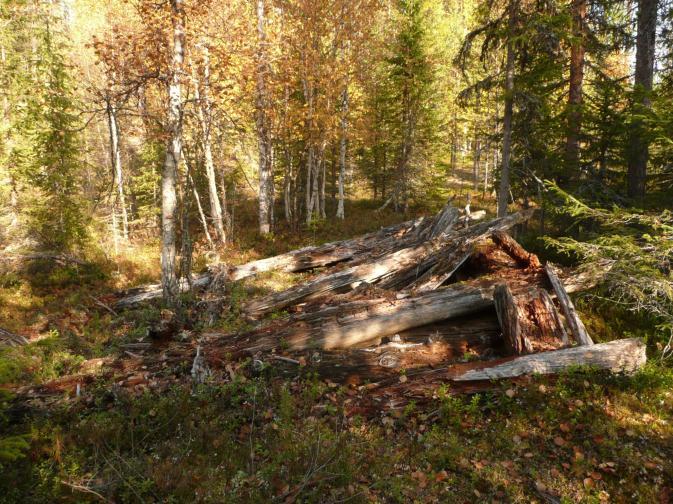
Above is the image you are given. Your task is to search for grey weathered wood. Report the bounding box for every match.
[114,218,424,309]
[0,327,29,347]
[537,288,569,346]
[454,338,645,381]
[493,284,533,354]
[545,263,594,346]
[211,285,496,355]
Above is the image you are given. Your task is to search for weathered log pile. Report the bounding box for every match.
[181,201,644,406]
[20,202,638,413]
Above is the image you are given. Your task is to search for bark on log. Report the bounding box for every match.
[545,263,593,346]
[491,230,542,268]
[493,284,533,354]
[453,338,645,381]
[0,327,29,347]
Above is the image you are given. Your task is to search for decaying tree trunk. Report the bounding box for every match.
[491,230,541,268]
[208,284,496,356]
[453,338,645,381]
[545,263,593,346]
[494,283,534,354]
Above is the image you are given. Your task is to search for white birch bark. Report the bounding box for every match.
[255,0,273,234]
[161,0,185,303]
[195,45,227,245]
[336,88,348,220]
[107,102,129,241]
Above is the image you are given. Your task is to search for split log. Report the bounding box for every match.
[453,338,645,381]
[545,263,593,346]
[493,284,533,354]
[0,327,29,347]
[407,242,473,293]
[114,217,434,309]
[244,210,536,317]
[376,209,536,292]
[491,230,541,269]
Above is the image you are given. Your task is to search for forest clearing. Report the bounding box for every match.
[1,0,673,502]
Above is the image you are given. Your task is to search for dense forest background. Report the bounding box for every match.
[1,0,673,501]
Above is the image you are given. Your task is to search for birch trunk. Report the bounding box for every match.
[337,88,348,219]
[256,0,273,234]
[161,0,185,304]
[107,102,129,241]
[196,45,227,245]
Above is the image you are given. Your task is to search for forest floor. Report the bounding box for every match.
[1,197,672,503]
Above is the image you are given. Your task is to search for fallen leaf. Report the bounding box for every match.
[590,471,602,481]
[399,375,408,383]
[559,423,571,433]
[554,436,567,447]
[435,470,448,482]
[583,478,594,489]
[535,481,547,492]
[538,385,548,393]
[505,388,516,398]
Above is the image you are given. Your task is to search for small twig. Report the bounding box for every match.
[270,355,301,365]
[89,295,118,317]
[60,480,111,503]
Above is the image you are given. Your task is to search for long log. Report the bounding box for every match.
[114,214,451,309]
[208,284,496,357]
[453,338,645,381]
[114,219,420,308]
[245,210,536,316]
[545,263,594,346]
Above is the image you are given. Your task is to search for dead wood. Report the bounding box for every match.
[114,217,431,309]
[493,284,534,354]
[545,263,594,346]
[245,209,536,316]
[453,338,644,381]
[491,230,542,269]
[0,327,29,347]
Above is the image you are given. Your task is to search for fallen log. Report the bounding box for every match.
[245,209,536,316]
[494,285,569,354]
[114,216,439,309]
[491,230,541,269]
[213,285,496,355]
[545,263,593,346]
[453,338,645,381]
[0,327,29,347]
